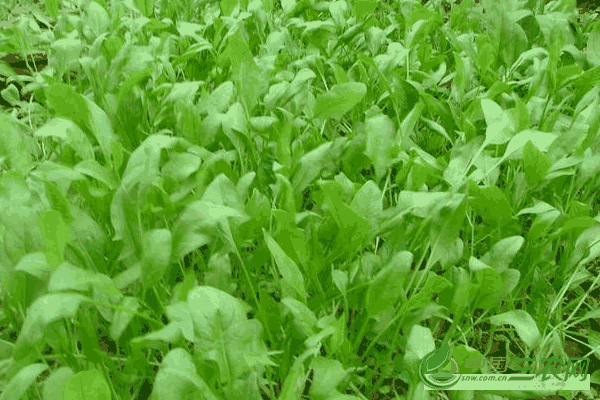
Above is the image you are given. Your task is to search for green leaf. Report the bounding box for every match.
[480,236,525,272]
[350,180,382,234]
[292,139,346,193]
[172,201,248,259]
[14,253,51,280]
[199,81,235,114]
[1,83,20,106]
[110,296,140,340]
[85,1,110,37]
[45,0,61,17]
[503,130,558,161]
[313,83,367,120]
[310,357,350,400]
[439,267,472,322]
[332,270,348,296]
[153,349,223,400]
[470,185,512,227]
[45,83,92,136]
[63,370,111,400]
[365,251,412,319]
[363,111,396,181]
[278,350,312,400]
[43,367,74,400]
[321,181,372,262]
[0,364,49,400]
[48,262,96,292]
[489,310,541,348]
[401,273,452,315]
[0,114,36,174]
[264,230,307,303]
[132,0,153,16]
[14,293,88,359]
[481,98,513,145]
[404,325,435,369]
[75,160,117,189]
[522,140,552,186]
[469,257,505,310]
[281,297,317,337]
[187,286,247,340]
[40,210,69,268]
[142,229,172,291]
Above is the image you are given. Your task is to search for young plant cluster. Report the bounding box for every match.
[1,0,600,399]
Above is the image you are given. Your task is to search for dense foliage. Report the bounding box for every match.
[1,0,600,399]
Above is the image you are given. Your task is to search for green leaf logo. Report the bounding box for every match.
[419,343,461,389]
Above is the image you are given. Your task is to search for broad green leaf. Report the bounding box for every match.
[0,114,36,173]
[14,293,88,359]
[224,319,276,378]
[313,83,366,120]
[75,160,117,189]
[310,357,350,400]
[439,267,471,320]
[489,310,541,348]
[63,370,111,400]
[281,297,317,337]
[200,81,235,114]
[517,200,556,216]
[48,262,95,292]
[165,82,203,104]
[401,273,452,315]
[0,60,16,76]
[45,83,92,136]
[0,364,48,400]
[165,302,196,342]
[404,325,435,368]
[205,251,236,294]
[43,367,74,400]
[14,253,51,280]
[278,351,311,400]
[40,210,69,268]
[153,349,223,400]
[480,236,525,272]
[469,185,512,227]
[363,110,396,181]
[110,296,140,340]
[84,98,119,166]
[469,257,505,310]
[187,286,247,340]
[85,1,110,38]
[1,84,20,105]
[352,0,378,18]
[365,251,412,319]
[503,130,558,161]
[350,180,382,234]
[264,230,307,302]
[142,229,172,291]
[321,180,372,262]
[501,269,521,295]
[332,270,348,296]
[292,138,346,193]
[522,140,552,186]
[172,201,248,259]
[481,98,513,144]
[397,191,462,218]
[570,225,600,268]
